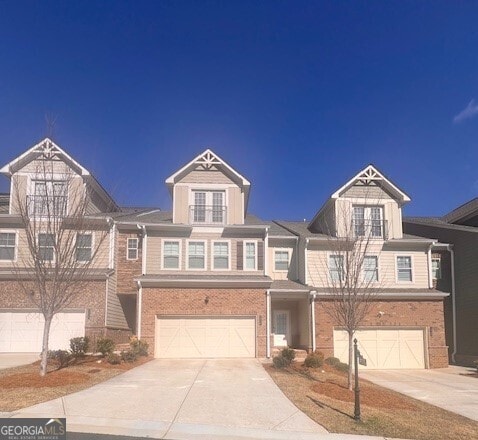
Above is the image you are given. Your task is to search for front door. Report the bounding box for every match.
[272,310,290,347]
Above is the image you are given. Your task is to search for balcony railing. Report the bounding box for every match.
[352,219,388,240]
[189,205,227,225]
[27,195,68,218]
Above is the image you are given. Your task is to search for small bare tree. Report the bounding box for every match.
[315,197,387,390]
[12,156,110,376]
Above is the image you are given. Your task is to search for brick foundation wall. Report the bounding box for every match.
[315,299,449,368]
[141,287,267,357]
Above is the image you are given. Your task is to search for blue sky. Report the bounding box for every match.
[0,1,477,220]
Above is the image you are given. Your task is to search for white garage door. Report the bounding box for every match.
[333,328,425,369]
[0,311,86,353]
[156,316,256,358]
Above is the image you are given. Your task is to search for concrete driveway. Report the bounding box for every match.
[361,366,478,422]
[0,353,39,370]
[10,359,328,439]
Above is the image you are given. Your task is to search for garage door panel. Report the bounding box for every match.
[334,328,425,370]
[156,317,256,359]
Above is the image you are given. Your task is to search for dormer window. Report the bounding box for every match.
[353,206,385,239]
[190,190,226,225]
[28,180,67,217]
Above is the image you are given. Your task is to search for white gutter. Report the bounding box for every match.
[310,291,317,351]
[266,290,271,358]
[136,281,142,339]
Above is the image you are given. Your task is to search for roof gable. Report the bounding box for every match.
[442,197,478,225]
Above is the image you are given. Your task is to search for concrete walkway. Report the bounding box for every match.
[0,353,39,370]
[9,359,330,439]
[361,366,478,422]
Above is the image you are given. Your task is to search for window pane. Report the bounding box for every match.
[189,242,205,269]
[76,248,91,262]
[0,247,14,260]
[275,251,289,271]
[39,234,54,246]
[363,256,378,282]
[164,256,179,269]
[0,233,15,247]
[329,255,344,281]
[77,234,92,248]
[189,256,204,269]
[432,259,441,279]
[39,248,54,261]
[397,256,412,281]
[128,248,138,260]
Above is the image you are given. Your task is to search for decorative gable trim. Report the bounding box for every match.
[331,164,411,203]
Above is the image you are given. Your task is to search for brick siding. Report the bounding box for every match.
[116,231,142,293]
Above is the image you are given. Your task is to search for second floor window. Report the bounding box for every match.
[397,256,412,282]
[363,256,378,282]
[274,250,289,271]
[329,254,344,282]
[30,180,67,217]
[127,238,139,260]
[38,233,55,261]
[353,206,384,238]
[76,233,92,262]
[245,241,257,270]
[432,258,441,280]
[213,242,229,269]
[163,241,180,269]
[191,191,225,224]
[0,232,16,261]
[188,241,205,269]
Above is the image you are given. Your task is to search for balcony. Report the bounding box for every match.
[27,195,68,218]
[189,205,227,225]
[352,219,388,240]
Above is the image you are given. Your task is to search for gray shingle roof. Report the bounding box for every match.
[268,222,297,237]
[442,197,478,223]
[274,221,329,239]
[404,217,478,233]
[270,280,311,291]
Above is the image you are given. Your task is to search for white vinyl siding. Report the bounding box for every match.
[0,232,16,261]
[76,233,92,262]
[274,250,289,271]
[397,256,413,282]
[127,238,139,260]
[38,233,55,261]
[163,240,180,269]
[188,241,206,270]
[363,256,378,282]
[213,241,229,270]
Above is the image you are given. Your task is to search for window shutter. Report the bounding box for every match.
[237,241,243,270]
[257,241,264,270]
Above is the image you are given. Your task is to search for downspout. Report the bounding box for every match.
[264,227,269,276]
[310,291,317,352]
[266,290,271,358]
[427,242,435,289]
[449,245,457,363]
[136,280,142,339]
[305,238,310,285]
[138,224,147,275]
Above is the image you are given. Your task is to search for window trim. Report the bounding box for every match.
[363,255,379,283]
[161,239,182,270]
[187,239,207,271]
[243,240,258,271]
[0,230,18,262]
[431,257,442,280]
[352,204,385,239]
[395,254,414,283]
[211,240,231,271]
[76,232,94,263]
[273,248,291,272]
[37,232,55,262]
[28,178,69,218]
[126,237,139,261]
[189,188,228,225]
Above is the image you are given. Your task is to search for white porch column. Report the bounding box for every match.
[310,291,317,352]
[266,290,271,358]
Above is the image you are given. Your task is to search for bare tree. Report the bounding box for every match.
[12,156,110,376]
[314,196,387,390]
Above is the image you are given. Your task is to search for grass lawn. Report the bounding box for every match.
[0,355,152,412]
[264,362,478,440]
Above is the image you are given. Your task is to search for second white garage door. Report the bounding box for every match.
[333,328,425,369]
[155,316,256,358]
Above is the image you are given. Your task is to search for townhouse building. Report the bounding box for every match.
[0,138,450,369]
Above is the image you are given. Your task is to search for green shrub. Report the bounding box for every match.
[107,353,121,365]
[281,347,296,363]
[121,349,137,363]
[48,350,71,368]
[273,355,289,369]
[304,352,323,368]
[70,336,89,357]
[96,338,115,356]
[335,362,349,373]
[130,337,149,357]
[325,356,341,366]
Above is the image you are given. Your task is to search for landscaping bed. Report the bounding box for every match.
[0,354,152,412]
[264,362,478,440]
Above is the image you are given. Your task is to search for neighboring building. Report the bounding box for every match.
[0,138,450,369]
[404,198,478,365]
